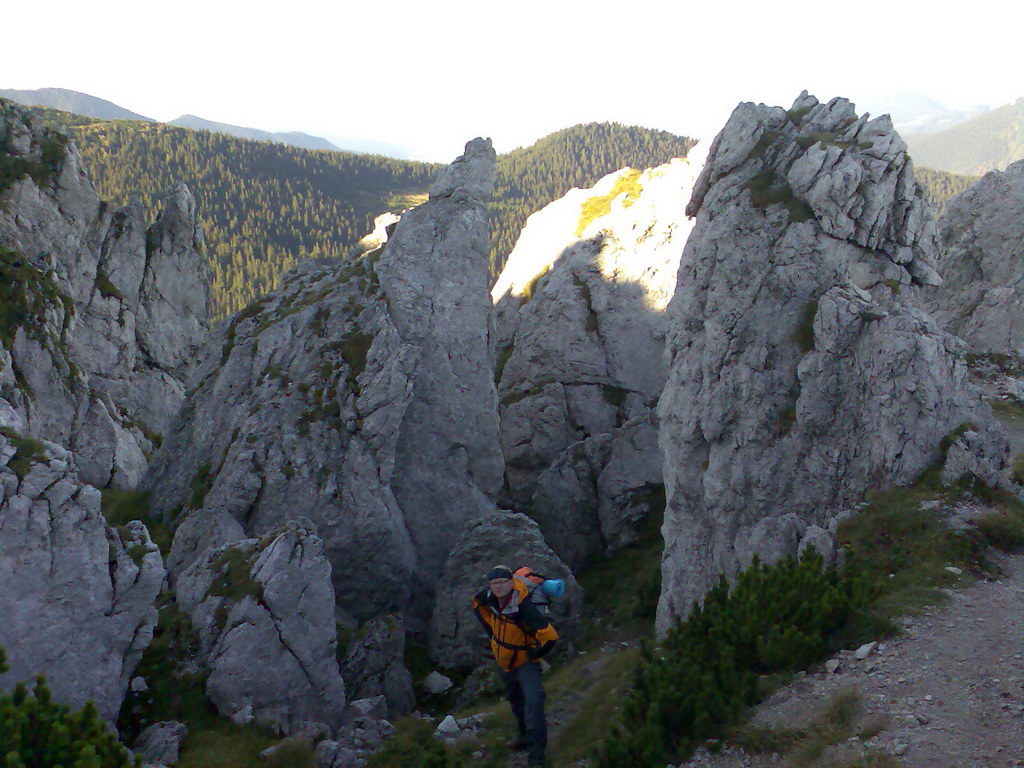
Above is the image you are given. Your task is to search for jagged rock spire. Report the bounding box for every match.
[656,93,1010,635]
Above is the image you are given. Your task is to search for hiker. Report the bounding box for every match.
[473,564,559,768]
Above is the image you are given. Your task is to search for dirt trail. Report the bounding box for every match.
[684,553,1024,768]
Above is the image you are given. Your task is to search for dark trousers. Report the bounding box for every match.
[503,660,547,764]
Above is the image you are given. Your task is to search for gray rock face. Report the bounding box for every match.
[656,93,1010,635]
[339,614,415,718]
[147,138,501,622]
[529,416,663,569]
[429,510,581,670]
[492,154,705,568]
[430,137,496,200]
[174,520,347,733]
[925,159,1024,356]
[0,426,164,720]
[0,101,211,488]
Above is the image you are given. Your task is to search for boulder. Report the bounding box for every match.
[134,721,188,766]
[174,520,347,733]
[430,510,581,670]
[422,671,454,695]
[147,138,502,622]
[0,427,164,720]
[656,92,1010,635]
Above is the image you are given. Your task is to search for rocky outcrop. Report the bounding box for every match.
[429,510,581,670]
[146,138,501,625]
[133,721,188,766]
[339,614,415,718]
[0,424,164,720]
[493,153,705,568]
[0,100,211,488]
[656,93,1010,635]
[173,520,347,733]
[925,159,1024,357]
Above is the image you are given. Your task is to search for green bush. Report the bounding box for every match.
[596,551,876,767]
[0,647,139,768]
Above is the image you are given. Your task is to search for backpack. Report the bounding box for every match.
[513,566,565,614]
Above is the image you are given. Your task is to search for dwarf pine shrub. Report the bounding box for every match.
[0,647,139,768]
[596,550,876,767]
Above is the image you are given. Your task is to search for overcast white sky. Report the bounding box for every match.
[7,0,1023,161]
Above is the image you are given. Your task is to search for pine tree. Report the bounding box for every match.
[0,647,139,768]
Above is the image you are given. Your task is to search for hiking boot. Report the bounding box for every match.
[509,732,530,751]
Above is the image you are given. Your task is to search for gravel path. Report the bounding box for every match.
[683,553,1024,768]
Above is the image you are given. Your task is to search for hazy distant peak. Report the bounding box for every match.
[861,91,989,136]
[168,114,340,151]
[0,87,153,122]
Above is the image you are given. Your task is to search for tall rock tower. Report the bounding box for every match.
[656,93,1009,634]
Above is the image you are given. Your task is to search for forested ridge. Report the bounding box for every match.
[489,124,696,275]
[18,103,975,319]
[914,166,979,216]
[43,113,440,317]
[25,104,696,318]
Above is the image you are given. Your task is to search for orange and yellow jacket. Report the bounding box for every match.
[472,576,559,672]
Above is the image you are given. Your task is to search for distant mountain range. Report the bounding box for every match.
[0,87,340,152]
[0,87,154,122]
[862,92,989,135]
[905,98,1024,176]
[168,114,339,151]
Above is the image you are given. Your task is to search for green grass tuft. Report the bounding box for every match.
[745,170,816,223]
[101,489,172,555]
[975,503,1024,551]
[189,463,214,510]
[0,426,48,478]
[0,246,73,353]
[94,265,124,301]
[207,546,263,607]
[342,330,374,389]
[734,689,897,768]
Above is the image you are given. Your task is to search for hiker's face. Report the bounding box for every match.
[489,578,514,598]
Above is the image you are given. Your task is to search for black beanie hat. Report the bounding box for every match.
[487,566,514,581]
